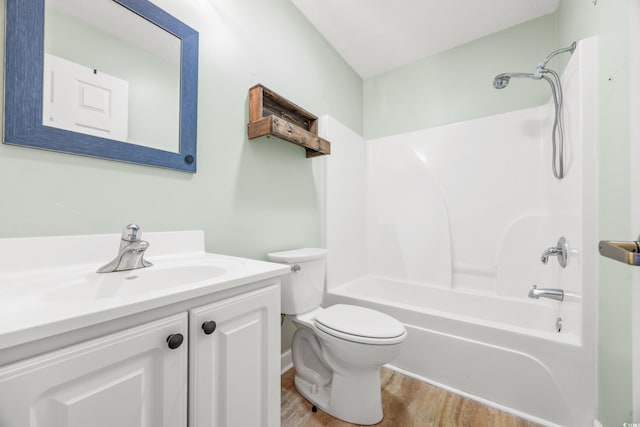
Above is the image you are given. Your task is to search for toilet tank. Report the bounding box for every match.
[267,248,327,315]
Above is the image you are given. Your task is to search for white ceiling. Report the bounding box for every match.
[291,0,560,78]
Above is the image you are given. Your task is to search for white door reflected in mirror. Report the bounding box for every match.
[43,54,129,142]
[43,0,181,152]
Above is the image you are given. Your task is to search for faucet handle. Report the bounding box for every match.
[541,236,569,268]
[121,224,141,241]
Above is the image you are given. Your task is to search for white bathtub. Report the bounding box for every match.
[325,276,593,426]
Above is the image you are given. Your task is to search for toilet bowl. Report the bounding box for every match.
[268,248,407,425]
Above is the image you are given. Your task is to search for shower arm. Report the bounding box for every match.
[535,42,577,76]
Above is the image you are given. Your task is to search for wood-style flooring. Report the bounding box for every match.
[281,367,541,427]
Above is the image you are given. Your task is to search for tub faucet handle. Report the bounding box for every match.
[541,237,568,268]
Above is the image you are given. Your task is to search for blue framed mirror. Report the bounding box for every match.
[4,0,199,172]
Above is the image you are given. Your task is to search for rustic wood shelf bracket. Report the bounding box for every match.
[247,84,330,158]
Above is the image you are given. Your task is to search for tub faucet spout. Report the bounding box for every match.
[528,285,564,302]
[97,224,153,273]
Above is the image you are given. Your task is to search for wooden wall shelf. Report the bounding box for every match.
[247,84,330,158]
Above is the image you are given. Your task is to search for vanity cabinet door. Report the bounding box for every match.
[189,284,280,427]
[0,313,188,427]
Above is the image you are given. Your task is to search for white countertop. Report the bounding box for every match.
[0,230,289,350]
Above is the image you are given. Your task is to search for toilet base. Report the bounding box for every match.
[294,368,384,425]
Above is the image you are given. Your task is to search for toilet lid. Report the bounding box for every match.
[314,304,406,342]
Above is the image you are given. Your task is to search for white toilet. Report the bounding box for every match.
[268,248,407,425]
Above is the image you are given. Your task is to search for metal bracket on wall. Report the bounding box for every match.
[599,240,640,265]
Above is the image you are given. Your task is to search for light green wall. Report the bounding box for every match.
[556,0,633,425]
[363,15,557,139]
[0,0,362,266]
[362,1,633,425]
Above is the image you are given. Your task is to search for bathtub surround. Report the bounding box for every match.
[322,38,597,425]
[360,0,633,424]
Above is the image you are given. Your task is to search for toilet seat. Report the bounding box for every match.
[314,304,406,345]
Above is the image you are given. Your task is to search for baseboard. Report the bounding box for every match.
[281,349,293,374]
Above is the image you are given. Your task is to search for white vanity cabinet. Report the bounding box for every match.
[0,284,281,427]
[0,231,288,427]
[0,313,189,427]
[189,284,280,427]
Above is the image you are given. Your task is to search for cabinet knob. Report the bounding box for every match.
[202,321,217,335]
[166,333,184,349]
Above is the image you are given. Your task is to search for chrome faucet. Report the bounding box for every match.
[528,285,564,301]
[97,224,153,273]
[541,236,568,267]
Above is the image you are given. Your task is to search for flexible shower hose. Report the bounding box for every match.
[541,70,565,180]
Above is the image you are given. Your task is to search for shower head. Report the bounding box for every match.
[493,42,576,90]
[492,72,537,89]
[493,73,511,89]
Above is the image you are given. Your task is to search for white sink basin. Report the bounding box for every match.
[41,261,242,302]
[0,257,243,307]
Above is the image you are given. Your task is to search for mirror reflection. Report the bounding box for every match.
[5,0,198,171]
[43,0,181,153]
